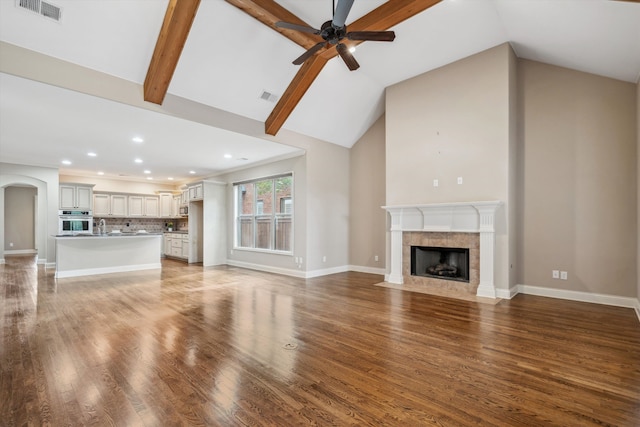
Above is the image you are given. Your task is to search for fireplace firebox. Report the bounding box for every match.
[411,246,470,283]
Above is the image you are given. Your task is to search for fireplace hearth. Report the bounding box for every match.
[411,246,470,283]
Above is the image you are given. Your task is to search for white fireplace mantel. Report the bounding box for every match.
[382,201,503,298]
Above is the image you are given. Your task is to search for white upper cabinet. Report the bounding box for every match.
[60,184,93,210]
[188,183,203,201]
[159,193,174,218]
[93,193,127,217]
[128,195,159,217]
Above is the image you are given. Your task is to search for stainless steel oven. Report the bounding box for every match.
[58,210,93,235]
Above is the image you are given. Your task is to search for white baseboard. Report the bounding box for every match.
[512,284,639,322]
[305,265,349,278]
[4,249,37,255]
[348,265,386,275]
[226,261,373,279]
[0,258,4,264]
[226,259,308,278]
[45,262,56,269]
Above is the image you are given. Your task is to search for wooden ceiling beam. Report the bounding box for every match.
[144,0,201,105]
[265,55,328,136]
[225,0,323,50]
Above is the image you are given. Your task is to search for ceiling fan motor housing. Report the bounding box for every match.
[320,20,346,44]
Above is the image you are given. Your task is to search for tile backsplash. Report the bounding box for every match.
[93,218,188,233]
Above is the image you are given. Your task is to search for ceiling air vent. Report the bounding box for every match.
[259,90,279,103]
[17,0,62,22]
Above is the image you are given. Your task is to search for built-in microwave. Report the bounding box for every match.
[58,210,93,235]
[179,205,188,216]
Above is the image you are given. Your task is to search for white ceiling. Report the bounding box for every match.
[1,0,639,183]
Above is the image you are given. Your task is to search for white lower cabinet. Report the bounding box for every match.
[164,232,189,261]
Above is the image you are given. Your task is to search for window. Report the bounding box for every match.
[235,174,293,252]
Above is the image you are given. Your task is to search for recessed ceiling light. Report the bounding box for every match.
[168,177,174,181]
[87,152,97,157]
[147,177,153,180]
[134,158,143,164]
[144,170,151,174]
[132,137,144,143]
[61,160,71,165]
[224,154,232,159]
[97,171,105,176]
[189,170,196,174]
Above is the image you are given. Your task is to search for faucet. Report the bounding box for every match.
[98,218,106,235]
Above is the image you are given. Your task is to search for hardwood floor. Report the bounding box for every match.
[1,255,639,426]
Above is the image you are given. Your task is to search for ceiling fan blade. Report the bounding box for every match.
[275,21,320,34]
[336,43,360,71]
[332,0,354,29]
[347,31,395,42]
[293,42,327,65]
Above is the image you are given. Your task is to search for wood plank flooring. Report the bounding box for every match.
[1,255,639,426]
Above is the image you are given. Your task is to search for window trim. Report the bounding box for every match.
[233,173,293,254]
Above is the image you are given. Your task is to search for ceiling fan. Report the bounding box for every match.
[275,0,396,71]
[144,0,442,136]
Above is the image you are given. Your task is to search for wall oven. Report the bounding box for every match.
[58,210,93,235]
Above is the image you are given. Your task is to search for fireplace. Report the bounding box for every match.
[411,246,470,283]
[383,201,502,298]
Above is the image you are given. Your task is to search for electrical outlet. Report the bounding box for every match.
[552,270,559,279]
[374,255,379,262]
[433,179,439,187]
[322,256,326,263]
[457,177,463,184]
[560,271,568,280]
[9,242,13,247]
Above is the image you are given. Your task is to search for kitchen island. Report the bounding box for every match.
[54,233,163,278]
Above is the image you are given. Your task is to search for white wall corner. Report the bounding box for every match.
[634,298,640,323]
[45,261,56,269]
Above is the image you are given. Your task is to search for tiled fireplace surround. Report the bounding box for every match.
[383,201,502,298]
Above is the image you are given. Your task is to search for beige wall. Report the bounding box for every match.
[349,115,386,270]
[637,80,640,302]
[4,186,36,251]
[517,60,637,297]
[386,43,515,291]
[305,141,350,272]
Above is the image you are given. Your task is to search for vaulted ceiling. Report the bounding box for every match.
[0,0,639,181]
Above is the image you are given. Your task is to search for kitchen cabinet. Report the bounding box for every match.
[60,184,93,210]
[172,196,181,217]
[128,196,159,217]
[181,189,189,205]
[181,234,190,258]
[159,193,174,218]
[93,193,127,217]
[188,183,203,201]
[164,232,189,260]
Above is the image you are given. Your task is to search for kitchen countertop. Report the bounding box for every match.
[55,232,163,238]
[164,231,188,234]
